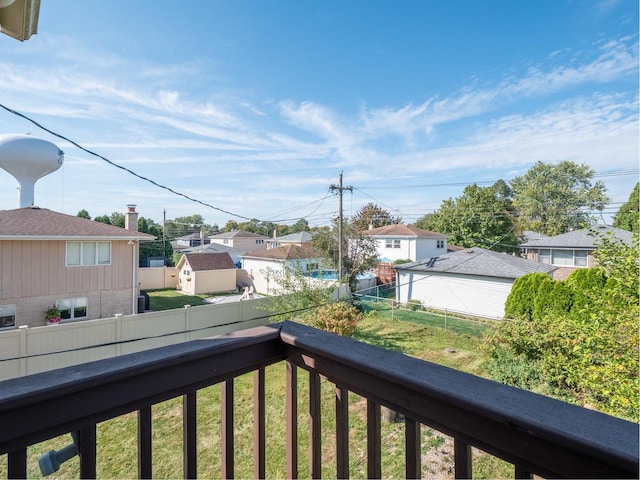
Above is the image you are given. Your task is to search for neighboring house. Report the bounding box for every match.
[209,230,268,252]
[0,206,155,328]
[179,242,245,267]
[395,247,557,320]
[520,225,633,280]
[364,224,448,263]
[176,252,237,295]
[266,231,313,249]
[174,232,211,248]
[241,244,320,295]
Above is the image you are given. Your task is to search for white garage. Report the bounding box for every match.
[395,247,556,320]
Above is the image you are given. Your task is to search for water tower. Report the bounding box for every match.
[0,134,64,208]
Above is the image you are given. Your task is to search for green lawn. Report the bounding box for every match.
[3,300,514,479]
[145,288,227,310]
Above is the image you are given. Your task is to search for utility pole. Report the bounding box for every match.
[330,172,353,283]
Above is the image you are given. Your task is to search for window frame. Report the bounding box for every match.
[66,241,111,267]
[0,304,16,329]
[539,248,589,267]
[56,297,88,322]
[436,240,445,249]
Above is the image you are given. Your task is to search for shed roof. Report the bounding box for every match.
[182,252,236,271]
[395,247,556,279]
[0,207,155,241]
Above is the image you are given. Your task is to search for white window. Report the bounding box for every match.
[386,239,401,248]
[56,298,88,321]
[437,240,445,249]
[66,241,111,266]
[0,305,16,329]
[539,249,551,264]
[574,250,588,267]
[223,239,229,245]
[256,239,264,245]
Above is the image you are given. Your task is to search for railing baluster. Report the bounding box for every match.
[221,379,234,479]
[183,391,197,480]
[405,417,421,479]
[254,368,266,480]
[138,406,152,479]
[515,464,533,479]
[286,361,298,480]
[7,448,27,479]
[367,400,381,479]
[79,425,97,479]
[454,438,472,479]
[309,371,322,479]
[335,385,349,479]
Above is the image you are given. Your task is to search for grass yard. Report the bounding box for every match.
[145,288,226,310]
[3,299,514,479]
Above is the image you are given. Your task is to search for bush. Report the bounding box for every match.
[312,301,364,337]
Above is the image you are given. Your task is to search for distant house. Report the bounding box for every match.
[395,247,557,320]
[175,252,237,295]
[209,230,268,252]
[241,244,319,295]
[0,206,155,328]
[520,225,633,280]
[179,242,245,267]
[364,224,447,263]
[266,231,313,249]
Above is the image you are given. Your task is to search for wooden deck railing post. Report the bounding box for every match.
[309,371,322,479]
[405,418,421,479]
[78,425,97,479]
[253,368,266,479]
[335,385,349,479]
[286,361,299,479]
[6,448,27,479]
[137,406,152,479]
[183,391,197,480]
[454,438,472,479]
[221,380,235,479]
[367,400,381,479]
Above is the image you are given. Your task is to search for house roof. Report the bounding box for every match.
[269,231,313,244]
[364,224,447,238]
[210,230,269,240]
[394,247,556,279]
[176,232,211,241]
[520,225,633,248]
[181,252,236,271]
[242,244,316,261]
[181,243,244,256]
[0,207,155,241]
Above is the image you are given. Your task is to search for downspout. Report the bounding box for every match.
[129,240,137,314]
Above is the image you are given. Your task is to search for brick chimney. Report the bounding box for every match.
[125,204,138,232]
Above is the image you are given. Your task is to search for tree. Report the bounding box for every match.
[289,218,310,233]
[76,209,91,219]
[223,220,239,232]
[414,182,519,252]
[510,161,609,236]
[94,214,111,225]
[483,234,639,420]
[613,182,639,233]
[350,203,402,232]
[311,219,378,293]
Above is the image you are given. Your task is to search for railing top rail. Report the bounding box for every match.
[0,324,285,453]
[279,321,639,479]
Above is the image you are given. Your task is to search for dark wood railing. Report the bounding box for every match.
[0,321,637,479]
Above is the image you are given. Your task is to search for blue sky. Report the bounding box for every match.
[1,0,638,228]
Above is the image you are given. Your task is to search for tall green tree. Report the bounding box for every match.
[613,182,639,233]
[289,218,310,233]
[76,209,91,219]
[350,203,402,232]
[414,182,519,252]
[510,161,609,236]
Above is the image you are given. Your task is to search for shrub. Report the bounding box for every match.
[312,301,364,337]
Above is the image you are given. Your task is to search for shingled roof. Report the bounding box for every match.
[520,225,633,248]
[364,224,447,238]
[242,244,316,261]
[182,252,236,271]
[394,247,556,279]
[0,207,155,240]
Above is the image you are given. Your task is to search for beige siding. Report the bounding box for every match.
[0,240,137,327]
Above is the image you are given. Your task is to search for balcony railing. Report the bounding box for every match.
[0,321,637,479]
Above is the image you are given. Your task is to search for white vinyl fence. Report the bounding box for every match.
[0,298,272,381]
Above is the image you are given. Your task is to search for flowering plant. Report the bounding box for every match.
[45,306,63,324]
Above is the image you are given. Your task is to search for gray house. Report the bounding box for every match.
[395,247,556,320]
[520,225,633,280]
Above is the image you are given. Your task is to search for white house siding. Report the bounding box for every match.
[415,240,445,261]
[242,257,317,295]
[397,271,514,320]
[376,238,445,262]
